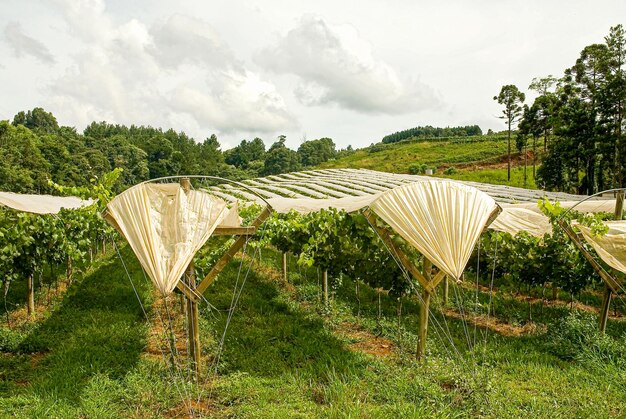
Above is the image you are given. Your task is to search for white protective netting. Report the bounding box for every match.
[105,183,229,294]
[369,180,500,280]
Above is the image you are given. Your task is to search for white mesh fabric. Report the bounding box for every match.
[577,221,626,275]
[105,183,229,294]
[370,180,499,280]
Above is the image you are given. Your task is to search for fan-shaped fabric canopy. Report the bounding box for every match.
[577,221,626,275]
[369,180,500,279]
[105,183,229,294]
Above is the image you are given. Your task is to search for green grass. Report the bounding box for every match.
[438,166,539,189]
[1,244,625,417]
[318,135,547,190]
[319,136,509,173]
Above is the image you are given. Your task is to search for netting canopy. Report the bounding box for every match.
[369,180,499,279]
[105,183,229,294]
[0,191,94,214]
[577,221,626,275]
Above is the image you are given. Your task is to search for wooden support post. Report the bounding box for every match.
[282,253,288,282]
[180,177,201,375]
[322,270,329,305]
[599,190,624,333]
[599,287,612,333]
[557,220,621,293]
[443,275,449,305]
[27,274,35,319]
[417,259,432,360]
[195,206,272,297]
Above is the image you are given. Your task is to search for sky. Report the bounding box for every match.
[1,0,624,150]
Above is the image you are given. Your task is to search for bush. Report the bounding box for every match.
[0,326,26,352]
[545,312,626,365]
[408,163,428,175]
[367,143,388,153]
[443,167,457,175]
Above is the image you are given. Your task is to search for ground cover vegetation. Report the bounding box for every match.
[1,207,626,416]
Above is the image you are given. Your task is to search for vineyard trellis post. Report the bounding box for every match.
[282,253,288,282]
[362,209,445,361]
[418,259,432,360]
[322,270,329,305]
[556,190,624,332]
[599,190,624,333]
[180,177,201,374]
[27,274,34,319]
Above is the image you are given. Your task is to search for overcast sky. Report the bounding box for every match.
[1,0,624,150]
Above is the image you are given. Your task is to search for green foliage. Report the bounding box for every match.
[262,209,413,296]
[262,136,302,176]
[298,137,337,167]
[546,311,626,365]
[408,163,428,175]
[382,125,482,144]
[0,170,120,312]
[539,25,626,193]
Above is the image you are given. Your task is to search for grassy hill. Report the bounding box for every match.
[319,135,539,189]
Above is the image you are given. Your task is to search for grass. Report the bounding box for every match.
[1,244,625,417]
[438,166,539,189]
[318,135,548,190]
[319,136,509,173]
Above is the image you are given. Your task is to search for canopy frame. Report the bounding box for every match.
[556,189,625,333]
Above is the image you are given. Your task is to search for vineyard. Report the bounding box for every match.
[1,171,626,417]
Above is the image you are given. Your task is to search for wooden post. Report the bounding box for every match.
[322,270,329,305]
[443,275,449,305]
[282,253,288,282]
[195,206,272,297]
[27,274,35,319]
[417,259,432,360]
[599,190,624,333]
[180,177,201,375]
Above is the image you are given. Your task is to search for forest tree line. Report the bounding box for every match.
[0,109,350,194]
[495,24,626,194]
[381,125,483,144]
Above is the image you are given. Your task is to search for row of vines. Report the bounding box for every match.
[245,199,614,316]
[0,170,121,324]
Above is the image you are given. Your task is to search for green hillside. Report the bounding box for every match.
[318,135,539,189]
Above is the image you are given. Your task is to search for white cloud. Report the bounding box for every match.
[3,22,55,64]
[43,7,296,138]
[170,70,297,134]
[257,15,440,114]
[149,14,237,70]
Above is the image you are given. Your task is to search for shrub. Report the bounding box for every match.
[545,311,626,366]
[443,167,457,175]
[408,163,428,175]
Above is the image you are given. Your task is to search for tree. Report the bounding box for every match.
[529,75,558,151]
[12,107,59,134]
[262,136,301,176]
[297,137,337,166]
[224,137,266,169]
[494,85,525,181]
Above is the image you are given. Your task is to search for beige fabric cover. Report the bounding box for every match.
[369,180,499,279]
[105,183,229,294]
[267,193,381,215]
[490,207,552,237]
[0,191,94,214]
[501,199,615,214]
[219,201,242,227]
[577,221,626,275]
